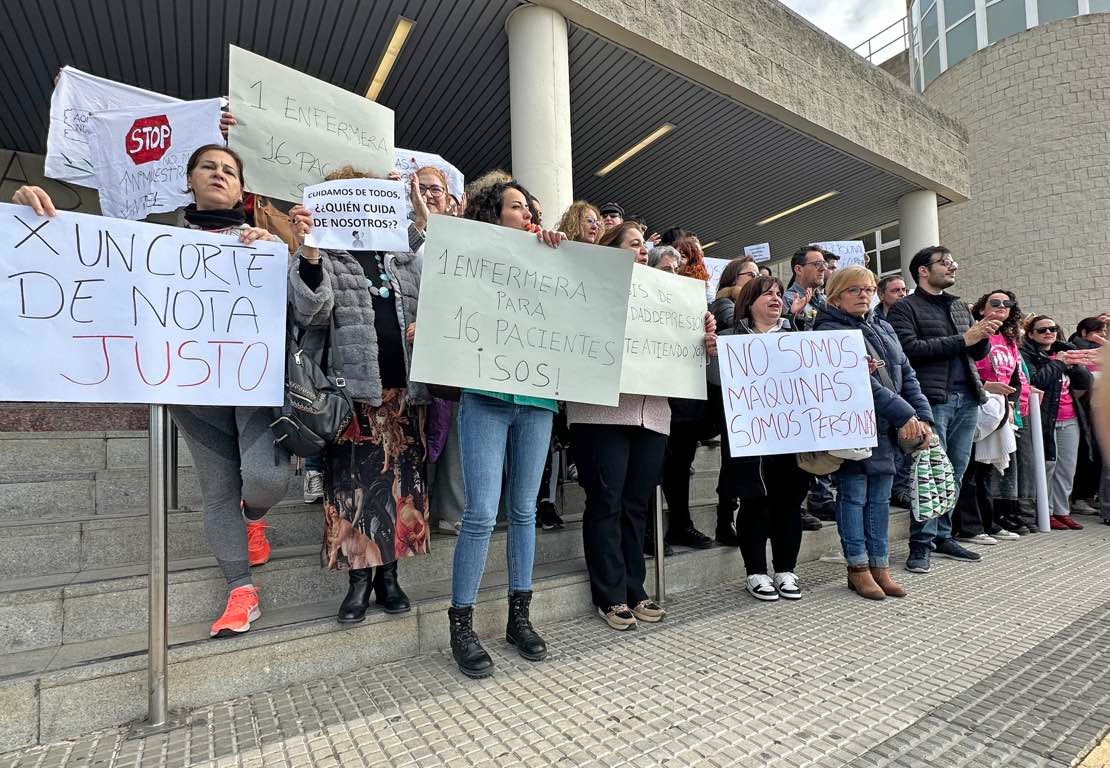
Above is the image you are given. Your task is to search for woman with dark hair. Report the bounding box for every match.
[1021,315,1094,530]
[447,180,565,678]
[601,221,650,263]
[14,144,292,638]
[287,165,431,626]
[710,276,813,601]
[709,257,760,330]
[1067,317,1107,515]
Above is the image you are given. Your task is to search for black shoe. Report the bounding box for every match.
[448,605,494,679]
[337,568,371,624]
[935,538,982,561]
[505,590,547,661]
[890,493,912,510]
[715,521,741,547]
[643,534,674,558]
[373,561,411,614]
[801,512,823,531]
[536,501,564,530]
[667,525,714,549]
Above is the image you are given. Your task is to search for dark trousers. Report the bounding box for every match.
[572,423,666,610]
[953,459,995,537]
[661,421,701,534]
[737,495,804,576]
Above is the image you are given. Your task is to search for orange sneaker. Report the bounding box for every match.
[246,519,272,566]
[210,585,261,638]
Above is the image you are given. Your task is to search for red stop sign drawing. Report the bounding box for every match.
[125,115,172,164]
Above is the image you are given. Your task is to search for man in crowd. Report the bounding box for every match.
[888,246,1000,572]
[876,275,908,320]
[824,249,840,276]
[876,273,913,507]
[600,202,624,231]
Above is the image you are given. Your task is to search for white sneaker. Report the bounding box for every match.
[955,533,997,545]
[302,470,323,503]
[746,574,779,601]
[773,572,802,600]
[992,528,1020,541]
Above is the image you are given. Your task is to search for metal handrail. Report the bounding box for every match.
[853,16,909,65]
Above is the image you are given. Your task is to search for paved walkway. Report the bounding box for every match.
[4,524,1108,768]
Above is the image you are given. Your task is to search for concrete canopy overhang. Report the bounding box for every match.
[0,0,968,262]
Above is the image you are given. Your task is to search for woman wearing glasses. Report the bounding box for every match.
[556,201,603,244]
[1021,315,1093,530]
[815,266,932,600]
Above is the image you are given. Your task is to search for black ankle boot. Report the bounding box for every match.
[337,568,371,624]
[505,590,547,661]
[448,605,494,678]
[372,561,411,614]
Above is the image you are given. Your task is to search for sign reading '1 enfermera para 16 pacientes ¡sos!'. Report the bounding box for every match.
[0,203,288,406]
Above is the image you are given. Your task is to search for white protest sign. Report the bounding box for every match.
[393,149,464,202]
[303,178,408,252]
[705,256,730,300]
[718,330,878,458]
[411,214,633,406]
[88,99,224,220]
[46,66,181,185]
[744,242,771,263]
[0,203,287,406]
[228,46,395,203]
[813,240,866,267]
[620,264,707,399]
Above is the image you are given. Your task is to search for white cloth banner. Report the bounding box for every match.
[393,149,464,202]
[718,329,878,457]
[303,178,409,252]
[228,45,395,203]
[0,203,287,406]
[88,99,224,220]
[813,240,866,267]
[744,242,771,262]
[620,264,708,399]
[46,66,181,186]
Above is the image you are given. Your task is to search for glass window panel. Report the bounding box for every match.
[923,44,942,84]
[945,0,976,24]
[987,0,1026,43]
[880,225,900,245]
[1038,0,1079,23]
[862,232,877,251]
[922,4,939,47]
[880,246,902,276]
[946,17,978,68]
[1090,0,1110,10]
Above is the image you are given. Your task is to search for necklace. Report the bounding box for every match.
[366,252,391,299]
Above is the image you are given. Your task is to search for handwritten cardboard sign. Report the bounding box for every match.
[89,99,224,220]
[620,264,707,399]
[744,242,771,262]
[718,329,878,457]
[303,178,408,252]
[0,203,287,406]
[704,256,730,301]
[228,46,395,203]
[812,240,866,268]
[45,67,181,186]
[410,214,633,406]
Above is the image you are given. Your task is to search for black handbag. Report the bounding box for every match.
[270,308,354,457]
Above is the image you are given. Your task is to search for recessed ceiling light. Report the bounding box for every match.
[595,123,675,177]
[756,191,839,226]
[366,17,415,101]
[701,241,719,250]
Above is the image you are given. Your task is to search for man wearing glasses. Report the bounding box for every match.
[876,275,908,321]
[888,246,1000,573]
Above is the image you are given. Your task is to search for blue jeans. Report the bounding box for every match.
[909,389,979,551]
[835,471,894,567]
[451,393,554,607]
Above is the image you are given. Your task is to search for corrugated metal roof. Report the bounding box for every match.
[0,0,921,261]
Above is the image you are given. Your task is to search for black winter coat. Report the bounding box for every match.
[1020,339,1093,462]
[887,290,988,405]
[813,306,933,476]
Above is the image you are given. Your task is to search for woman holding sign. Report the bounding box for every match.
[814,266,933,600]
[15,145,294,638]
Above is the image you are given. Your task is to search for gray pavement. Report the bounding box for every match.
[4,524,1108,768]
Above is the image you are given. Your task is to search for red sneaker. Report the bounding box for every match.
[246,519,272,566]
[210,585,261,638]
[1049,516,1069,530]
[1056,515,1084,530]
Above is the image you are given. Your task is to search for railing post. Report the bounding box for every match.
[652,485,666,604]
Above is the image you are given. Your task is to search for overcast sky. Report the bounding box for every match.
[780,0,907,51]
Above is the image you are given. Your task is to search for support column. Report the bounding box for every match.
[506,6,573,225]
[897,190,940,282]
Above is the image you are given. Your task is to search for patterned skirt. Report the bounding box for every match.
[321,390,430,570]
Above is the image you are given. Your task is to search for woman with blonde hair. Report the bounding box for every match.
[556,201,602,244]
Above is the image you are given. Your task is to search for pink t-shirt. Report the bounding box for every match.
[1057,372,1075,421]
[976,334,1029,417]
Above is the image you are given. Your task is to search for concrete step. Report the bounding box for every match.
[0,511,908,752]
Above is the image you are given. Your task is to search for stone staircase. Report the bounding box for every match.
[0,429,910,753]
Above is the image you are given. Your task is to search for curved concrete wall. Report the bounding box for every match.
[926,14,1110,330]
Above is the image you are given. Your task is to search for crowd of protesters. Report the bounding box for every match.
[11,112,1108,682]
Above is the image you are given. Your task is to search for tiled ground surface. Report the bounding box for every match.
[4,524,1108,768]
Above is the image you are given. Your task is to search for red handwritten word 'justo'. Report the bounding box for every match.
[60,336,269,392]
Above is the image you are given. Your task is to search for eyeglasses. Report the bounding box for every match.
[419,184,445,198]
[843,286,876,297]
[928,257,958,268]
[1033,326,1059,334]
[888,287,908,295]
[803,260,828,270]
[988,298,1015,308]
[739,271,760,280]
[584,217,599,226]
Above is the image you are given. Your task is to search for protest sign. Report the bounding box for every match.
[744,242,771,263]
[304,178,408,252]
[46,66,181,186]
[812,240,866,267]
[718,329,878,458]
[620,264,707,399]
[88,99,224,220]
[0,203,287,406]
[228,46,395,202]
[705,256,730,300]
[393,149,464,202]
[410,214,633,406]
